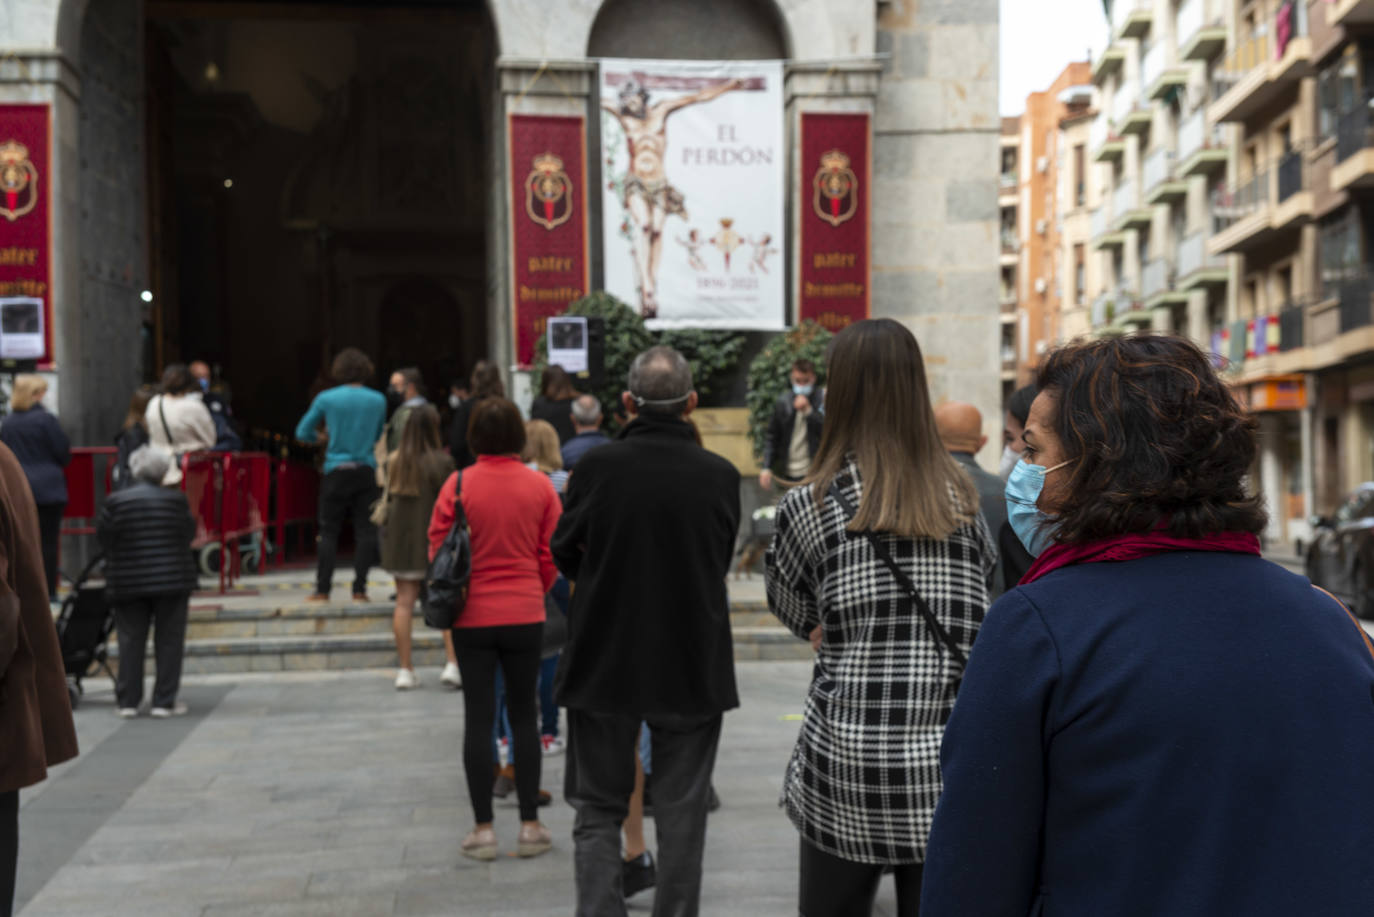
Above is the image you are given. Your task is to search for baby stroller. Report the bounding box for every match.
[55,555,115,708]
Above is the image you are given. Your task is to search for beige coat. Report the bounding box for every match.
[145,393,216,485]
[0,441,78,792]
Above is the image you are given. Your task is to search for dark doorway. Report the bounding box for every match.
[145,0,495,435]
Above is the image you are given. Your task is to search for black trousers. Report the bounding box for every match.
[799,839,924,917]
[566,708,722,917]
[36,502,63,599]
[114,592,190,710]
[452,622,543,823]
[1,788,17,917]
[315,466,379,596]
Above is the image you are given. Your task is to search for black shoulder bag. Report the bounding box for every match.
[828,483,968,669]
[423,472,472,629]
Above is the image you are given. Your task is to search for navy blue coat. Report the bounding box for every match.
[922,551,1374,917]
[0,406,70,506]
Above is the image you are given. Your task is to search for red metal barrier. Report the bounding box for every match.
[274,458,319,562]
[61,447,117,537]
[61,446,319,595]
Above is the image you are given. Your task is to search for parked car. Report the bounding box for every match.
[1305,483,1374,618]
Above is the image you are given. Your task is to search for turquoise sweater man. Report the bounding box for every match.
[295,352,388,600]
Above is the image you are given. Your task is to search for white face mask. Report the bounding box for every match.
[449,394,461,410]
[998,444,1021,480]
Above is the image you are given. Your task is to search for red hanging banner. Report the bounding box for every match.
[509,114,590,367]
[799,112,870,332]
[0,105,52,364]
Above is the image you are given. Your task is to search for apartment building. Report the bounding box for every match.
[1002,117,1021,397]
[1006,63,1097,392]
[1087,0,1335,547]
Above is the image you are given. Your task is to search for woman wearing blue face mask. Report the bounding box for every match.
[922,333,1374,917]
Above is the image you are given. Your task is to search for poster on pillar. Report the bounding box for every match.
[599,59,785,330]
[799,112,870,331]
[509,114,591,367]
[0,105,52,365]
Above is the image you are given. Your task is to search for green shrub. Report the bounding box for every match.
[532,292,746,428]
[746,322,833,462]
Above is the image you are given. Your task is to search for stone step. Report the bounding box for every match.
[101,597,804,675]
[184,600,780,640]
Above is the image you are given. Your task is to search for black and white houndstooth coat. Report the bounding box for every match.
[765,461,995,864]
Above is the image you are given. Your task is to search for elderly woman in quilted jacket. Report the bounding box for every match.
[765,319,995,917]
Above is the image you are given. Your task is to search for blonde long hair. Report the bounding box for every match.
[10,374,47,412]
[521,419,563,474]
[805,319,976,539]
[387,404,443,497]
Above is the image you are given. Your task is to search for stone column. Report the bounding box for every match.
[493,58,594,396]
[0,52,81,420]
[1258,411,1285,543]
[872,0,1002,465]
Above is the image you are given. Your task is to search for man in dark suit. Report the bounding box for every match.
[935,401,1006,600]
[759,359,824,490]
[552,346,740,917]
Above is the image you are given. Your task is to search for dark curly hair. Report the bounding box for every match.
[331,348,375,385]
[1036,333,1267,544]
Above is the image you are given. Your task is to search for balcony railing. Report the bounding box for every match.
[1338,273,1373,334]
[1277,147,1305,203]
[1142,41,1168,91]
[1092,205,1110,239]
[1091,291,1111,326]
[1111,0,1152,34]
[1143,258,1176,299]
[1143,147,1176,191]
[1212,171,1267,233]
[1176,0,1203,46]
[1000,172,1018,191]
[1090,114,1109,150]
[1211,3,1307,100]
[1278,302,1305,352]
[1001,229,1019,254]
[1112,178,1140,221]
[1178,108,1227,163]
[1337,105,1374,164]
[1111,80,1139,126]
[1179,231,1225,277]
[1212,32,1270,100]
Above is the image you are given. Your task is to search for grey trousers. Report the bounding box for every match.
[565,709,722,917]
[114,592,190,710]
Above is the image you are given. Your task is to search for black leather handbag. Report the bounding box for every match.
[422,472,471,629]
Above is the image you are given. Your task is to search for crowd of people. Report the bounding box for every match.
[6,323,1374,917]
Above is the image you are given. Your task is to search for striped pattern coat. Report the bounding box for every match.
[765,461,994,864]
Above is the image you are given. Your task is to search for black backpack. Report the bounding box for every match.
[423,471,471,629]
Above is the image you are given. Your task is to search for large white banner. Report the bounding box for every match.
[599,59,785,330]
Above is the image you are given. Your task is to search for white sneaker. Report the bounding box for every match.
[117,707,138,719]
[150,703,188,718]
[541,734,565,756]
[395,668,419,691]
[440,662,462,689]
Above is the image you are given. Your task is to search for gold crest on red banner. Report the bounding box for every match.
[525,152,573,231]
[0,140,38,222]
[813,149,858,228]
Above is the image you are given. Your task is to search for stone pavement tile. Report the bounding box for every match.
[202,894,399,917]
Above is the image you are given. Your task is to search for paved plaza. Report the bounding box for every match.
[14,661,906,916]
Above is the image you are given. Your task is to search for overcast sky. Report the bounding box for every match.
[1000,0,1109,116]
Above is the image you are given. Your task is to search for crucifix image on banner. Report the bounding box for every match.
[600,59,785,331]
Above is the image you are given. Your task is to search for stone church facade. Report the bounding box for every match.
[0,0,1001,452]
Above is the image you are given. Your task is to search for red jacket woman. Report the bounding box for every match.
[426,397,560,862]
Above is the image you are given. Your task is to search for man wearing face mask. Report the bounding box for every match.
[383,368,426,453]
[189,360,241,452]
[759,359,824,491]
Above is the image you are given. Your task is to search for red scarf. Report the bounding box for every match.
[1020,530,1262,586]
